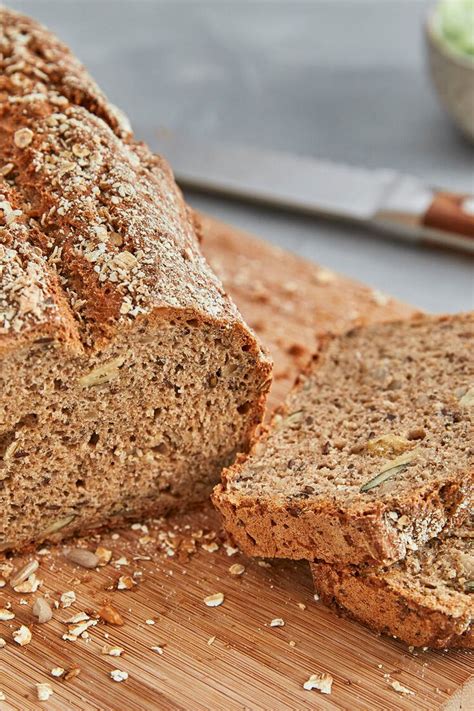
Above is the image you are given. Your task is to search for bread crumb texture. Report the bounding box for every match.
[214,314,473,566]
[0,8,271,551]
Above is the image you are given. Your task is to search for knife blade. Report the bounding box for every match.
[150,132,474,253]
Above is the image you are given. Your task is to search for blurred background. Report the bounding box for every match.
[8,0,474,311]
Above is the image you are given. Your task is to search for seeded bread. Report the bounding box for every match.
[0,8,271,551]
[311,518,473,649]
[199,213,419,412]
[213,314,474,567]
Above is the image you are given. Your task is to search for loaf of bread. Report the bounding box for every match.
[214,314,473,566]
[311,518,473,649]
[0,8,271,551]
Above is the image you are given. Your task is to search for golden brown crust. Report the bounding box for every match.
[213,476,471,565]
[310,562,473,650]
[0,7,259,351]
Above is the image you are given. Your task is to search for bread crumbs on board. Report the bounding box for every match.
[303,673,333,694]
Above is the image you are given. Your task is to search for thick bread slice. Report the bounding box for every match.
[311,519,473,649]
[213,314,474,566]
[0,8,271,551]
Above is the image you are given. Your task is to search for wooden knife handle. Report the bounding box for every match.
[423,192,474,239]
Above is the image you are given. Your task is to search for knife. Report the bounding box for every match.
[151,132,474,253]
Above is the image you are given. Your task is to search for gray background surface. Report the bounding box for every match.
[8,0,474,311]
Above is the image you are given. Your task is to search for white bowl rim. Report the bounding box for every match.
[426,8,474,71]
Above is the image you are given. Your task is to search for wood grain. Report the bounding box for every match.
[0,215,470,711]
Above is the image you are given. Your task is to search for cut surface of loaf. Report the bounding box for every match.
[214,314,474,566]
[311,518,473,649]
[0,8,271,550]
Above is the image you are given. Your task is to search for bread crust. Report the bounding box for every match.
[0,7,266,353]
[0,8,271,550]
[213,314,474,567]
[310,562,473,649]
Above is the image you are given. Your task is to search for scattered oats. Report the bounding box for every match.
[32,597,53,624]
[371,289,390,307]
[114,557,129,567]
[117,575,135,591]
[289,640,296,648]
[65,612,90,624]
[64,618,97,639]
[36,683,53,702]
[314,268,336,285]
[270,618,285,627]
[95,547,112,566]
[303,673,333,694]
[14,573,42,594]
[10,559,39,588]
[201,542,219,553]
[391,681,415,696]
[0,162,14,177]
[13,625,32,646]
[64,548,99,569]
[229,563,245,576]
[151,646,164,654]
[110,670,128,683]
[207,636,216,646]
[258,561,271,569]
[145,619,155,626]
[297,603,306,610]
[223,543,239,557]
[72,143,90,158]
[14,127,34,148]
[60,591,76,608]
[204,593,224,608]
[0,609,15,621]
[51,667,65,677]
[102,644,124,657]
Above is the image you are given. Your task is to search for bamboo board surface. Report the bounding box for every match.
[0,215,471,711]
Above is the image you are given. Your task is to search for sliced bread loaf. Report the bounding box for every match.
[214,314,473,566]
[311,518,473,649]
[0,8,271,551]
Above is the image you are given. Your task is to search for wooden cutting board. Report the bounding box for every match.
[0,215,471,711]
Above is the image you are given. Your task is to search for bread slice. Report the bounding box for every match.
[311,518,473,649]
[0,8,271,551]
[214,314,473,566]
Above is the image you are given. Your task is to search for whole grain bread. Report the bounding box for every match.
[198,213,419,413]
[213,314,474,567]
[311,518,473,649]
[0,8,271,551]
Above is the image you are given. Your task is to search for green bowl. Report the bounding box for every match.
[425,11,474,142]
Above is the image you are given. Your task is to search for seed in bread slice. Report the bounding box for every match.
[311,518,473,649]
[213,314,474,566]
